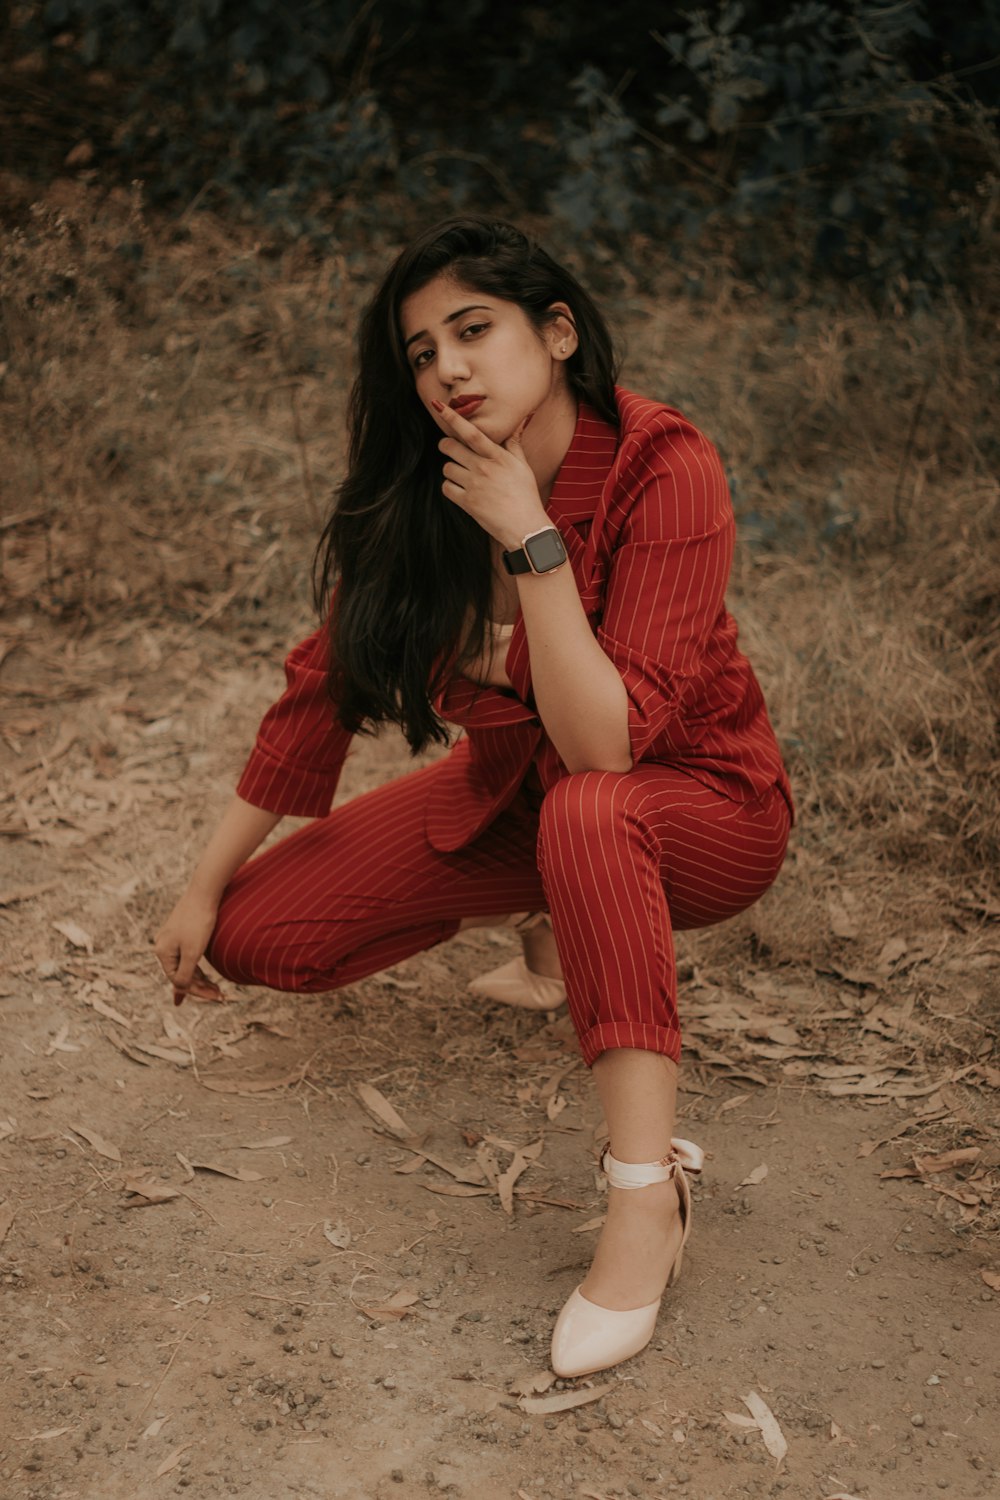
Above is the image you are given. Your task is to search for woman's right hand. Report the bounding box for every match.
[154,891,224,1006]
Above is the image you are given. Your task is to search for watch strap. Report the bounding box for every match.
[501,546,534,575]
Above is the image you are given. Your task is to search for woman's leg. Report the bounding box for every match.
[207,759,546,993]
[537,769,791,1064]
[584,1050,682,1309]
[538,769,790,1310]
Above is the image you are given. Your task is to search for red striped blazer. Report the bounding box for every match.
[236,388,793,852]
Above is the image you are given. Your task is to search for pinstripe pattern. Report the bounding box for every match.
[537,770,790,1064]
[208,762,789,1065]
[220,387,794,1064]
[237,390,792,846]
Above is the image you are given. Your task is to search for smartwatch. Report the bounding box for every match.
[502,526,568,576]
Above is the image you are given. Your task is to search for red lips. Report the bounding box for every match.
[449,395,485,415]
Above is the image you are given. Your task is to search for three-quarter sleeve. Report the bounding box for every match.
[595,413,737,765]
[236,623,353,818]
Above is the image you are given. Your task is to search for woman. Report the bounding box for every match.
[154,216,793,1379]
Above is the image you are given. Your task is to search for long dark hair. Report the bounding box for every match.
[314,216,620,753]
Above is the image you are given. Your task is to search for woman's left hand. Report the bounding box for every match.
[432,401,549,550]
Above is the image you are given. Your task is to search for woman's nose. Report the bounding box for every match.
[435,344,472,386]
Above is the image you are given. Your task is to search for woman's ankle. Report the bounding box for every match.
[522,917,562,979]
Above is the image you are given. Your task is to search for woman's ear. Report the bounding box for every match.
[546,302,579,361]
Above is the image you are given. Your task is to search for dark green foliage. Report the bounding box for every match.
[7,0,998,297]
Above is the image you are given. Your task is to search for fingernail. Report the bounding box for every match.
[431,399,445,412]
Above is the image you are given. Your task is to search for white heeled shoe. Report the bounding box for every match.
[550,1137,704,1379]
[468,912,568,1011]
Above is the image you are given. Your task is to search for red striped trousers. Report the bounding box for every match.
[207,762,791,1066]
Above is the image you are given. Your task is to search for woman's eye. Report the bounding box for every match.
[412,349,433,369]
[461,322,489,339]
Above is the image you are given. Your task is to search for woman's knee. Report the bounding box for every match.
[538,770,645,881]
[539,770,634,844]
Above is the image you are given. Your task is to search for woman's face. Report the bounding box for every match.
[399,273,577,445]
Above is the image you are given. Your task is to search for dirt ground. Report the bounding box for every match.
[2,604,999,1500]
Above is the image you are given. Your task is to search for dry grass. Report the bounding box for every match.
[2,178,998,899]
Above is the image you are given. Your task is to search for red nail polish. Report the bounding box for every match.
[431,399,445,412]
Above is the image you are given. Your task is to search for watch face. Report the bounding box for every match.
[524,527,567,572]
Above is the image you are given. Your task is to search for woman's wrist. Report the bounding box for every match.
[495,509,553,554]
[183,875,224,907]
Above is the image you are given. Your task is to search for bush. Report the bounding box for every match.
[555,2,999,299]
[5,1,998,298]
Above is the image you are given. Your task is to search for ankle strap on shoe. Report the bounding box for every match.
[601,1137,705,1189]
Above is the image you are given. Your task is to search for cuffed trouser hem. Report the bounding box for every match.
[579,1021,682,1069]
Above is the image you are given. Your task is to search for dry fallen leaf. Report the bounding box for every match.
[881,1144,983,1182]
[0,1201,16,1245]
[142,1415,170,1439]
[397,1149,486,1186]
[131,1042,192,1067]
[539,1059,580,1111]
[187,1161,263,1183]
[53,918,94,951]
[422,1182,492,1199]
[475,1141,501,1186]
[876,935,908,971]
[358,1287,421,1320]
[85,992,132,1026]
[21,1425,75,1441]
[323,1218,351,1249]
[121,1172,181,1206]
[240,1136,292,1150]
[355,1082,414,1139]
[155,1442,199,1478]
[45,1023,81,1055]
[723,1411,758,1428]
[103,1030,152,1066]
[516,1191,588,1211]
[737,1164,768,1189]
[497,1139,544,1216]
[508,1370,556,1398]
[827,894,858,940]
[572,1215,606,1234]
[160,1010,192,1044]
[743,1390,788,1463]
[92,965,150,990]
[926,1182,982,1210]
[519,1382,614,1415]
[980,1269,1000,1290]
[70,1123,122,1163]
[913,1147,981,1174]
[200,1064,309,1095]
